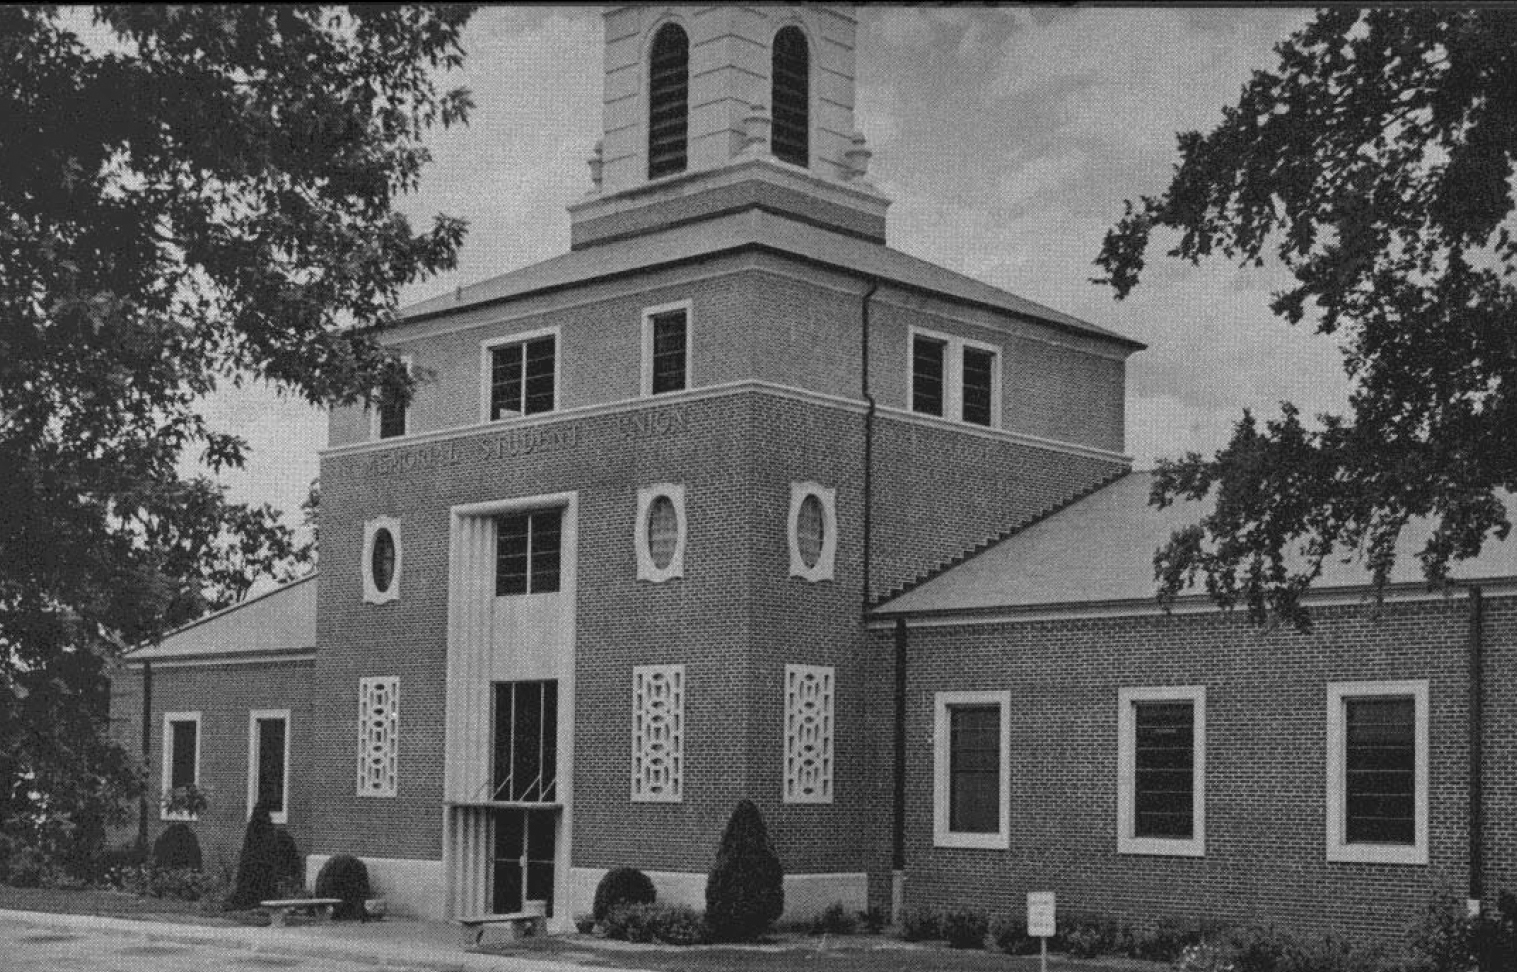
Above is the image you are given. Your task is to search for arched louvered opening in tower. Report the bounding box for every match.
[771,26,810,168]
[648,23,689,179]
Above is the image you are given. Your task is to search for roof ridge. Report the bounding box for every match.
[126,571,318,656]
[872,469,1133,609]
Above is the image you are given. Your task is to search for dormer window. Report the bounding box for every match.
[771,27,809,168]
[648,24,689,179]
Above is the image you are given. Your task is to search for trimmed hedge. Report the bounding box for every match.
[593,867,655,922]
[152,824,201,872]
[704,800,783,941]
[314,854,370,921]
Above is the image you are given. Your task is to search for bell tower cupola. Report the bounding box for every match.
[569,4,889,249]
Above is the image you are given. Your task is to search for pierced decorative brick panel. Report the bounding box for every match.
[357,677,399,798]
[631,664,684,802]
[784,664,835,803]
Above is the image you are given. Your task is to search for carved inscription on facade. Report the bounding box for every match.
[346,425,581,478]
[618,407,690,441]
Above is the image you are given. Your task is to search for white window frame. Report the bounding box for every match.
[635,483,687,583]
[247,709,292,825]
[161,711,202,821]
[369,353,413,441]
[362,516,402,605]
[907,325,1002,428]
[640,300,692,397]
[479,325,562,423]
[1117,686,1206,857]
[933,690,1011,849]
[1326,679,1429,865]
[788,481,837,582]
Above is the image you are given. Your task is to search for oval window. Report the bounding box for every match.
[796,493,825,569]
[371,528,396,594]
[647,495,679,571]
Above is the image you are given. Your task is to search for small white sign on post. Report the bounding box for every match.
[1026,891,1056,937]
[1027,891,1056,972]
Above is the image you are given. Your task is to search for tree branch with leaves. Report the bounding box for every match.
[1097,8,1517,627]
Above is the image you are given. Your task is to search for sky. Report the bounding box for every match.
[204,4,1351,524]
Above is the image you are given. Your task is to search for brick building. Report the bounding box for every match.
[111,4,1515,940]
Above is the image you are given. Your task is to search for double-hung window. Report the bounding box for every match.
[1326,680,1429,864]
[1118,687,1205,856]
[497,508,563,596]
[641,302,690,396]
[485,331,557,422]
[909,327,1001,428]
[248,709,291,824]
[933,691,1010,848]
[161,712,202,820]
[373,355,412,440]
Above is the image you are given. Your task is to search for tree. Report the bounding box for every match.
[705,799,784,941]
[227,802,280,910]
[1096,8,1517,626]
[1,5,472,855]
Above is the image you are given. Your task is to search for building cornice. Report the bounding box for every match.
[322,380,1130,466]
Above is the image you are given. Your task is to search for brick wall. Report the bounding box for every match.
[107,660,314,870]
[877,594,1516,942]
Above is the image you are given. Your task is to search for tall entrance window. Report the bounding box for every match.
[648,24,689,178]
[771,26,809,167]
[492,681,559,916]
[248,710,291,824]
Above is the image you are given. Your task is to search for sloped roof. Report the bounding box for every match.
[875,473,1517,617]
[399,209,1144,350]
[126,573,317,662]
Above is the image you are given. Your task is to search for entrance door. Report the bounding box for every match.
[492,807,557,915]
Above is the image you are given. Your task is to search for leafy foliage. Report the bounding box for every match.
[704,799,784,941]
[0,4,470,857]
[151,822,202,871]
[227,802,281,910]
[602,902,710,946]
[314,854,370,921]
[1096,9,1517,625]
[593,866,656,922]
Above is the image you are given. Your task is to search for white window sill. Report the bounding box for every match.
[1327,842,1427,865]
[1119,835,1204,857]
[160,811,198,823]
[933,830,1008,850]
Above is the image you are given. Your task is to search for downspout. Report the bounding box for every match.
[860,277,879,618]
[1467,586,1484,916]
[138,660,152,854]
[892,616,908,921]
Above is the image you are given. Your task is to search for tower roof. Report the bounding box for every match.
[398,208,1143,351]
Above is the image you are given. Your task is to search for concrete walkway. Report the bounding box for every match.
[0,908,633,972]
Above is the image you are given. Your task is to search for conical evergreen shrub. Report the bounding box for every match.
[227,802,281,910]
[704,799,783,941]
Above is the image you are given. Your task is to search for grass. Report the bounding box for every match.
[0,884,269,927]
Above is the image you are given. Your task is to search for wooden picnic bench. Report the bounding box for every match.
[259,897,344,927]
[456,909,547,947]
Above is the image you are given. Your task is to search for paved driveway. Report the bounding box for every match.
[0,919,439,972]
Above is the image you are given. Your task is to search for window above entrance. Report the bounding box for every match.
[496,508,563,596]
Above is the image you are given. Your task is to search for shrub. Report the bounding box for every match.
[857,905,887,934]
[1214,925,1308,972]
[940,908,988,949]
[1131,917,1204,962]
[1409,891,1517,972]
[1176,942,1239,972]
[227,803,281,910]
[808,902,857,936]
[152,823,202,871]
[899,907,943,942]
[1060,916,1131,958]
[574,913,596,934]
[704,799,783,941]
[593,866,656,922]
[314,854,370,921]
[989,915,1037,955]
[272,829,303,894]
[603,903,709,945]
